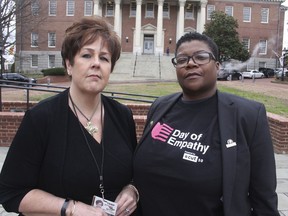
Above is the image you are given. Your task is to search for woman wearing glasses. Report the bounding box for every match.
[133,32,279,216]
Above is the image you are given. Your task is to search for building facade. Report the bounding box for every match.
[15,0,286,73]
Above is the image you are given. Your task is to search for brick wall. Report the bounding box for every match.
[127,104,150,116]
[1,102,288,153]
[0,102,151,146]
[2,102,151,115]
[1,101,36,112]
[267,113,288,154]
[134,115,147,142]
[0,112,23,147]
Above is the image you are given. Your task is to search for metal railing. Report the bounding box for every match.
[158,53,161,79]
[133,53,138,77]
[0,80,158,111]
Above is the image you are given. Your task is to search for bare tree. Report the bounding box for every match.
[1,0,48,53]
[0,0,49,73]
[0,0,17,53]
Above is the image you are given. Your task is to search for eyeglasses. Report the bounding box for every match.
[171,51,216,68]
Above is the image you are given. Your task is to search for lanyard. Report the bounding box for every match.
[69,92,106,199]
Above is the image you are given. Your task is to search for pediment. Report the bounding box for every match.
[142,24,157,31]
[184,27,196,33]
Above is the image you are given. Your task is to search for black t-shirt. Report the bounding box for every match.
[134,94,223,216]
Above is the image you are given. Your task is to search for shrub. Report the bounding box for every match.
[41,67,66,76]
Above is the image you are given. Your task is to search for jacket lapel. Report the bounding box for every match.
[218,92,238,215]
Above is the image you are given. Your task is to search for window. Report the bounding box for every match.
[225,6,233,16]
[48,32,56,47]
[185,3,194,19]
[84,0,93,16]
[31,33,38,47]
[145,2,154,18]
[31,55,38,67]
[259,62,266,68]
[130,1,136,17]
[31,0,40,16]
[242,38,250,51]
[66,0,75,16]
[261,8,269,23]
[243,7,251,22]
[106,2,114,16]
[49,0,57,16]
[259,39,267,54]
[163,3,169,18]
[49,55,56,68]
[207,5,215,20]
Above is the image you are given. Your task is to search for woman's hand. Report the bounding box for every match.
[19,189,108,216]
[114,184,139,216]
[67,201,108,216]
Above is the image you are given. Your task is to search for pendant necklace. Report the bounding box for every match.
[69,91,106,199]
[69,92,101,135]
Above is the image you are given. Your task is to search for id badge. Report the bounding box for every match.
[92,195,118,216]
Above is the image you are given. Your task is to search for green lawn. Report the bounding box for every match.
[29,81,288,118]
[217,85,288,118]
[105,81,288,118]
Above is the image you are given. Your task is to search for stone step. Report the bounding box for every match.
[111,53,177,81]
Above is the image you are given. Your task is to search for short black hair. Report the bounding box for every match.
[175,32,219,61]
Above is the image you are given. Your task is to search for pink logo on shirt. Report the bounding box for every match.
[151,122,174,142]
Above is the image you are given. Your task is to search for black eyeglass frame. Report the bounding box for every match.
[171,51,216,68]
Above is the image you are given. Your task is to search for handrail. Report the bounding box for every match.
[133,53,137,77]
[0,80,158,111]
[158,53,161,79]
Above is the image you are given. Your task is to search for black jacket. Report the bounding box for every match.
[136,91,279,216]
[0,89,137,214]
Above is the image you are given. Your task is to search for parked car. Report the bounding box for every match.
[217,69,243,81]
[0,73,37,86]
[258,67,275,78]
[275,68,288,79]
[242,70,264,79]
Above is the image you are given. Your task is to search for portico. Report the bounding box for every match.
[92,0,208,55]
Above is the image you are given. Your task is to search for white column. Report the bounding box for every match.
[197,0,207,33]
[114,0,121,37]
[177,0,186,40]
[155,0,164,55]
[93,0,100,16]
[93,0,103,16]
[134,0,142,54]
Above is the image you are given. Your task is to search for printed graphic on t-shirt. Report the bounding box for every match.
[151,122,210,163]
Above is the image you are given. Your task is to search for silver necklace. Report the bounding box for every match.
[69,92,101,135]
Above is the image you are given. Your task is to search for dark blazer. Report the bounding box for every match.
[137,91,279,216]
[0,89,137,213]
